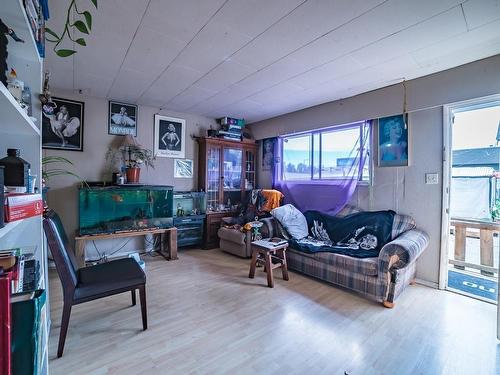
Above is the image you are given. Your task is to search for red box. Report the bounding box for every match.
[4,194,43,222]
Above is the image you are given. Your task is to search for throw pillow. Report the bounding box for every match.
[271,204,308,240]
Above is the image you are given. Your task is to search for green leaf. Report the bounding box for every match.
[75,38,87,46]
[83,11,92,31]
[56,49,77,57]
[90,0,97,8]
[45,27,60,40]
[73,20,89,34]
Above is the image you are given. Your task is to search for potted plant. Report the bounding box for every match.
[42,156,86,210]
[124,146,154,183]
[106,136,155,184]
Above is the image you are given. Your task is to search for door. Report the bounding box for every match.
[441,97,500,309]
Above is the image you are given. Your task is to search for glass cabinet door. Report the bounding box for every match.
[206,145,221,212]
[244,149,256,191]
[222,148,242,208]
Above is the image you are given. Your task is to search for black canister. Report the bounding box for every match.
[0,166,4,228]
[0,149,30,187]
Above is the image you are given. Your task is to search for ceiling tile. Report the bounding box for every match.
[462,0,500,30]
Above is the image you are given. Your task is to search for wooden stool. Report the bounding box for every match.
[249,241,289,288]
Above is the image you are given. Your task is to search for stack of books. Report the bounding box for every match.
[24,0,46,57]
[217,117,245,141]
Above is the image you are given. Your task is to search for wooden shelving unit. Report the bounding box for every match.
[1,0,47,373]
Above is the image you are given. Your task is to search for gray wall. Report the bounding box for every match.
[44,89,217,259]
[250,54,500,286]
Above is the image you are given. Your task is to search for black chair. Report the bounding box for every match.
[43,210,147,358]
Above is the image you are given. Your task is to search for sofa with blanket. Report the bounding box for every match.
[261,205,429,307]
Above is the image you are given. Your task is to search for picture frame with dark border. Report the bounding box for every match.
[108,100,138,136]
[42,97,84,151]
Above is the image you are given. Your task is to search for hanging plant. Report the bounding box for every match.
[45,0,97,57]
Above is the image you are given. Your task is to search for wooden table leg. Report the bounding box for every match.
[454,225,466,270]
[75,239,86,269]
[169,228,178,260]
[280,248,289,281]
[249,249,258,279]
[480,229,494,277]
[265,252,274,288]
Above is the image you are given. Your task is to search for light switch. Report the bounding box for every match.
[425,173,439,184]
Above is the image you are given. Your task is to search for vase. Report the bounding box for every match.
[126,167,140,183]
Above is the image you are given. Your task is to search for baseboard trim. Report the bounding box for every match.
[415,278,438,289]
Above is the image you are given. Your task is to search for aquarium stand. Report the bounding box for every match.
[75,227,178,267]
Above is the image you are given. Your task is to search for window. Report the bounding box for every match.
[280,122,370,182]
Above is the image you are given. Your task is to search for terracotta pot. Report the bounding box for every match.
[126,167,141,183]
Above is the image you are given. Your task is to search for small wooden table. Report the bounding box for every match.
[75,227,178,268]
[249,240,289,288]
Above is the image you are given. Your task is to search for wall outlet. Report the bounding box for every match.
[425,173,439,184]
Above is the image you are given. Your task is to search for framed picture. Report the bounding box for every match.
[262,137,276,170]
[154,114,186,158]
[108,100,138,136]
[378,114,409,167]
[174,159,193,178]
[42,97,84,151]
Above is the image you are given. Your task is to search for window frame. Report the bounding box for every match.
[279,121,371,183]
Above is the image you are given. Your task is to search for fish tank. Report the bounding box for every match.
[79,185,174,235]
[173,191,206,217]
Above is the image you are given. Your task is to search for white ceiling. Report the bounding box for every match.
[45,0,500,123]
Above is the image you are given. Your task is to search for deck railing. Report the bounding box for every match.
[450,218,499,277]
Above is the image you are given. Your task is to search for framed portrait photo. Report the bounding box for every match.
[108,100,138,136]
[262,137,276,170]
[42,97,84,151]
[154,115,186,158]
[378,114,409,167]
[174,159,193,178]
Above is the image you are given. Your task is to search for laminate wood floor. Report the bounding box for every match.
[48,249,500,375]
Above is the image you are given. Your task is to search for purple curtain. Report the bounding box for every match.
[273,121,370,215]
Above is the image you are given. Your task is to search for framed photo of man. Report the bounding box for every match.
[154,114,186,158]
[378,114,409,167]
[42,97,84,151]
[108,100,138,136]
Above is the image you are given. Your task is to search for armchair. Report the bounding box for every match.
[217,189,283,258]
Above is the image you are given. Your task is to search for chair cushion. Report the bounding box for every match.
[218,227,246,245]
[287,247,379,276]
[74,258,146,302]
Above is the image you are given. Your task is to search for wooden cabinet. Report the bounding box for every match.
[197,137,257,248]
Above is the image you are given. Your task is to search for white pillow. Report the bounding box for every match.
[271,204,308,240]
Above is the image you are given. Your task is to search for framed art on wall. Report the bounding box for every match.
[42,97,84,151]
[154,114,186,158]
[108,100,137,136]
[262,137,276,170]
[378,114,409,167]
[174,159,193,178]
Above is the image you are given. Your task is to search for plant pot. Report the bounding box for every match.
[126,167,141,183]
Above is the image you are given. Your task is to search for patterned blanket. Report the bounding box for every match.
[290,210,396,258]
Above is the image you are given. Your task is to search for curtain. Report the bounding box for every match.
[273,121,370,215]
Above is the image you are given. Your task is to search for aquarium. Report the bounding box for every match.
[79,185,174,235]
[173,191,206,217]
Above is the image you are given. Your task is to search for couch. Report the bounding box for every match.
[260,206,429,308]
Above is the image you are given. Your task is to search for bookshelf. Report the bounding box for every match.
[1,0,47,373]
